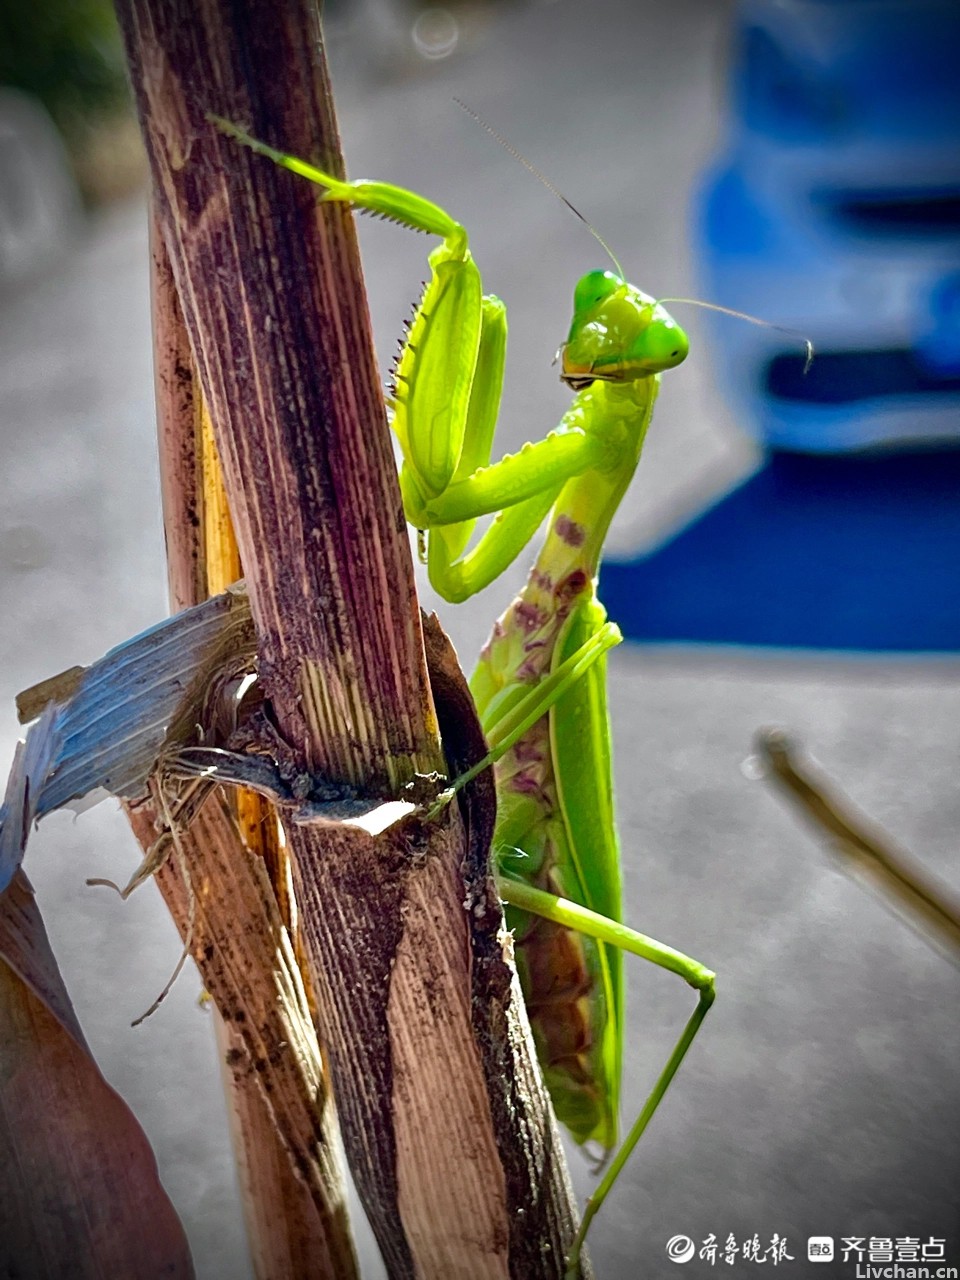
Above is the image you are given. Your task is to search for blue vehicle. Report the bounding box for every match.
[699,0,960,452]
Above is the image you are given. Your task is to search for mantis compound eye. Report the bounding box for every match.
[573,269,622,317]
[642,317,690,370]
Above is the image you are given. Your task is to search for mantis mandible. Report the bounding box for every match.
[216,118,716,1276]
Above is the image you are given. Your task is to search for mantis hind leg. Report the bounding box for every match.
[497,874,716,1279]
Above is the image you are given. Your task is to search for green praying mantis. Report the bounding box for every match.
[216,117,717,1276]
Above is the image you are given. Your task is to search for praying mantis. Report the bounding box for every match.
[216,118,716,1276]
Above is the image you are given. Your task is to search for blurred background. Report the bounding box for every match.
[1,1,958,1277]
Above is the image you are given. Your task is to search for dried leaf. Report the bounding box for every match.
[0,587,256,894]
[0,872,194,1278]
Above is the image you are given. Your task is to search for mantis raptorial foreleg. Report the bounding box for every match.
[212,118,663,601]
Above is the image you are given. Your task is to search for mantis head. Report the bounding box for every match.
[560,270,689,391]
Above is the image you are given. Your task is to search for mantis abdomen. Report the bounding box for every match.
[468,382,648,1152]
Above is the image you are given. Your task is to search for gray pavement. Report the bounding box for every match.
[1,1,958,1277]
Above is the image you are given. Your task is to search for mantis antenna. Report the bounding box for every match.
[453,98,625,280]
[656,296,815,373]
[453,99,814,372]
